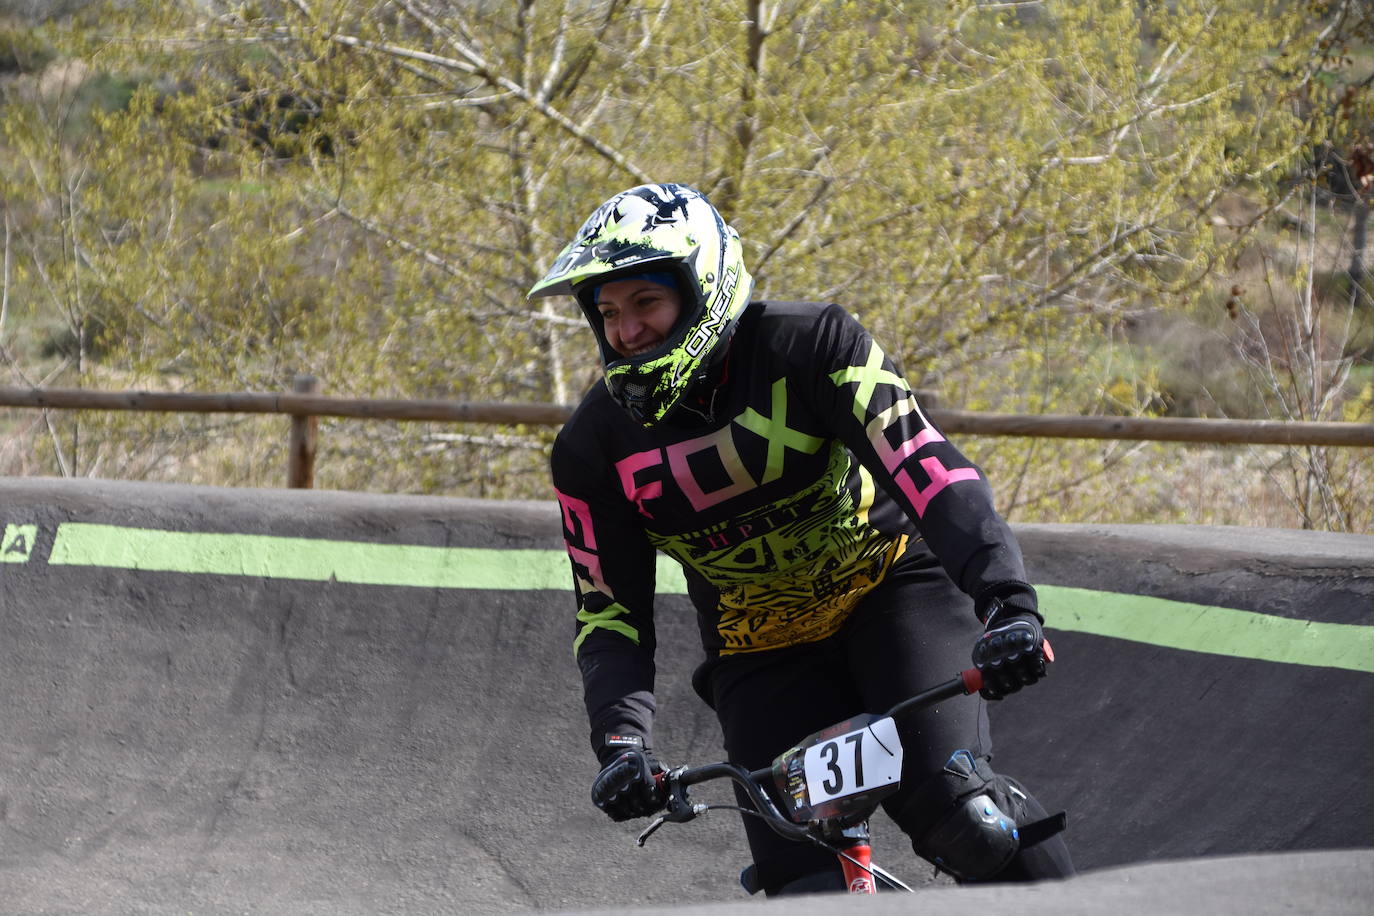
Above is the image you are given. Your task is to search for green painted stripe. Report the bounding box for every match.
[1039,585,1374,675]
[48,522,573,591]
[47,523,696,593]
[43,523,1373,673]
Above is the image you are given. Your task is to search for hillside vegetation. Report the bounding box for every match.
[1,1,1371,531]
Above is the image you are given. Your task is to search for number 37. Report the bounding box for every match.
[819,733,865,794]
[802,717,902,805]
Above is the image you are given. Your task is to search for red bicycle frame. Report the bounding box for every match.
[839,839,877,894]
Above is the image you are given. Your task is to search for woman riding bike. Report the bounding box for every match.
[528,183,1075,896]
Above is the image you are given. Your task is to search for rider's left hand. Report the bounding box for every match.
[972,596,1049,700]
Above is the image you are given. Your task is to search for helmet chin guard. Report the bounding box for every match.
[529,183,753,426]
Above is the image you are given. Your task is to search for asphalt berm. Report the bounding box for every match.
[1,478,1371,914]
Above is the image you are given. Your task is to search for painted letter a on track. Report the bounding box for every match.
[2,524,38,563]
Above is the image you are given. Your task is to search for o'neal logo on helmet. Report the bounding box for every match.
[684,266,739,359]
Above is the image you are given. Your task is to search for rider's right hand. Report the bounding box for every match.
[591,748,667,821]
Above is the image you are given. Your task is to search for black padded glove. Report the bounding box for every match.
[972,596,1049,701]
[591,748,667,822]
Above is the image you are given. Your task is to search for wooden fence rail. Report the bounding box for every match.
[3,382,1371,489]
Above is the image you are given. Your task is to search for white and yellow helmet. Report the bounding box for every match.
[528,183,754,426]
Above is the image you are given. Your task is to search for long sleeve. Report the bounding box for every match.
[551,427,662,765]
[799,304,1034,612]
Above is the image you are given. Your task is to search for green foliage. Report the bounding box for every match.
[0,19,56,73]
[0,0,1367,528]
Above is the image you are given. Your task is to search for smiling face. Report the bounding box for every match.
[594,276,685,359]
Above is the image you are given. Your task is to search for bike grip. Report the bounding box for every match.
[1043,638,1055,663]
[961,667,983,694]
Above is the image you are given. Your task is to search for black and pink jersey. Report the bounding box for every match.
[551,301,1033,760]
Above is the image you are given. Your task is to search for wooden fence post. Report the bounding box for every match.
[287,374,319,489]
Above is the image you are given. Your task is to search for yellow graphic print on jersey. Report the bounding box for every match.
[648,441,907,654]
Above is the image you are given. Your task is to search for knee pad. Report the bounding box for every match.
[918,790,1020,880]
[893,750,1024,881]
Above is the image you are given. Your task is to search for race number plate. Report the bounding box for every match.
[800,716,902,805]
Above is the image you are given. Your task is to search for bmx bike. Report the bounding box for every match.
[636,667,999,894]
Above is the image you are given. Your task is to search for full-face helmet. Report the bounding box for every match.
[528,183,753,426]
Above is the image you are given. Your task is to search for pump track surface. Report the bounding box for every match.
[1,477,1371,915]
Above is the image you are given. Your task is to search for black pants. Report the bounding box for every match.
[694,551,1074,894]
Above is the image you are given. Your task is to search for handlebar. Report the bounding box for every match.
[639,760,809,846]
[884,666,982,719]
[637,668,985,848]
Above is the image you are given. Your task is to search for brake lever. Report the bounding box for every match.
[636,815,668,846]
[637,767,707,846]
